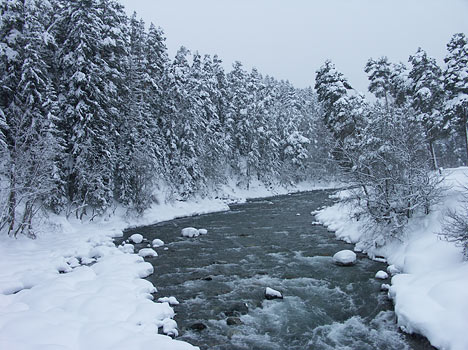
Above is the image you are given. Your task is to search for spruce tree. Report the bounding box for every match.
[444,33,468,162]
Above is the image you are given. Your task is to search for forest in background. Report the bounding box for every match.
[1,0,467,246]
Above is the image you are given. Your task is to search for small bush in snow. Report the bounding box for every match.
[441,193,468,258]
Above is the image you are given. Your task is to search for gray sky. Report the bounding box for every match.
[118,0,468,92]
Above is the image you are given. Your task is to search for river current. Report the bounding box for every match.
[122,190,434,350]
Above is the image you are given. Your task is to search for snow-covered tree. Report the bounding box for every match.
[444,33,468,162]
[55,0,117,217]
[315,60,355,142]
[0,0,58,236]
[365,56,409,108]
[408,47,446,169]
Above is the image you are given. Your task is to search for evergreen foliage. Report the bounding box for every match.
[0,0,329,234]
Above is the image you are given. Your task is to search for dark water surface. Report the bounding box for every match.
[122,190,434,350]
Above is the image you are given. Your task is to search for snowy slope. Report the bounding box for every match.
[316,167,468,350]
[0,180,334,350]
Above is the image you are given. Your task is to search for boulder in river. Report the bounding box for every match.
[129,233,143,244]
[387,264,400,276]
[332,250,357,266]
[152,238,165,247]
[225,302,249,317]
[190,322,207,331]
[138,248,158,258]
[375,270,389,279]
[226,317,243,326]
[181,227,199,237]
[265,287,283,300]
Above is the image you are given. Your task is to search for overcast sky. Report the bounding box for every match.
[118,0,468,92]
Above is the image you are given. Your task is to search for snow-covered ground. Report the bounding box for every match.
[0,180,335,350]
[316,167,468,350]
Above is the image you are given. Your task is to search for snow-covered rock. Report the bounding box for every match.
[387,264,400,276]
[158,296,180,305]
[138,248,158,258]
[381,283,391,291]
[375,270,389,279]
[198,228,208,235]
[152,238,165,247]
[181,227,200,238]
[129,233,144,244]
[265,287,283,300]
[332,249,357,266]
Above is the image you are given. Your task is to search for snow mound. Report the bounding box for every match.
[332,250,357,266]
[265,287,283,300]
[152,239,165,247]
[158,296,180,305]
[181,227,208,238]
[138,248,158,258]
[129,233,144,244]
[387,264,400,276]
[181,227,199,238]
[375,270,389,279]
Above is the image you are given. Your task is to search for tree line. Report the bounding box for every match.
[315,33,468,248]
[0,0,332,237]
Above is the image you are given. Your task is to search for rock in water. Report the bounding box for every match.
[190,323,207,331]
[152,238,165,247]
[332,250,357,266]
[381,283,391,291]
[226,317,243,326]
[265,287,283,300]
[129,233,143,244]
[181,227,200,238]
[138,248,158,258]
[375,270,389,279]
[225,302,249,317]
[387,264,400,276]
[157,296,179,305]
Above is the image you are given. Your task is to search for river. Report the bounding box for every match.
[122,190,434,350]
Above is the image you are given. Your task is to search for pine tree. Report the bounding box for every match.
[364,57,408,108]
[55,0,116,216]
[408,47,446,169]
[315,60,356,142]
[444,33,468,162]
[0,0,58,235]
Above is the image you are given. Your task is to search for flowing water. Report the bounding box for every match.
[121,190,434,350]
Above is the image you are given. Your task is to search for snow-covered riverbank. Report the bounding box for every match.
[0,180,336,350]
[316,168,468,350]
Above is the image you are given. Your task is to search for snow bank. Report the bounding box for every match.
[0,226,196,350]
[0,179,340,350]
[316,167,468,350]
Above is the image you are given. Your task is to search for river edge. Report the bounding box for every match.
[0,181,341,350]
[316,168,468,350]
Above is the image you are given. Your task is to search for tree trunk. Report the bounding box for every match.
[7,163,16,236]
[465,111,468,165]
[429,140,439,172]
